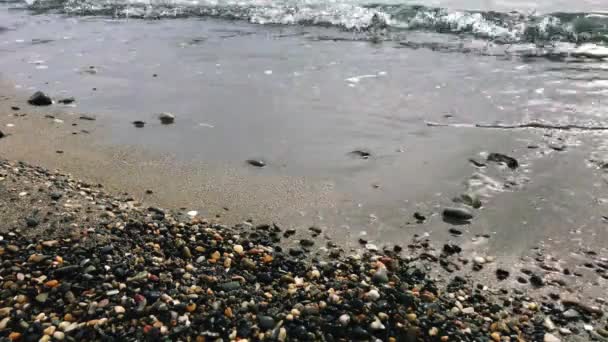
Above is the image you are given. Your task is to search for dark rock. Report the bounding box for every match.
[413,212,426,222]
[100,245,114,254]
[372,267,389,284]
[25,217,39,227]
[530,274,544,287]
[496,269,510,280]
[258,316,275,330]
[517,276,528,284]
[443,244,462,255]
[246,159,266,167]
[442,207,473,222]
[300,239,314,247]
[448,228,463,236]
[11,106,20,111]
[79,115,96,121]
[218,281,241,292]
[28,91,52,106]
[349,150,371,159]
[487,153,519,169]
[0,130,5,139]
[283,229,296,238]
[309,226,322,235]
[50,191,63,200]
[468,158,486,167]
[58,97,75,104]
[132,121,145,128]
[159,112,175,124]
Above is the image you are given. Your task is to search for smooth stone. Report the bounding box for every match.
[258,316,275,330]
[36,293,49,303]
[544,333,561,342]
[496,269,510,280]
[58,97,75,104]
[246,159,266,167]
[473,256,486,264]
[50,191,63,200]
[372,267,389,284]
[218,281,241,292]
[132,121,145,128]
[25,217,39,227]
[28,91,52,106]
[339,314,350,326]
[563,309,580,319]
[79,115,96,121]
[159,112,175,124]
[443,207,473,221]
[349,150,371,159]
[530,274,544,287]
[544,317,556,331]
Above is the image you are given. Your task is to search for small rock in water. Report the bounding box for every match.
[11,106,20,111]
[530,274,544,287]
[58,97,75,104]
[453,192,482,209]
[28,91,52,106]
[473,256,486,264]
[0,130,5,139]
[246,159,266,168]
[349,150,371,159]
[468,158,486,167]
[132,121,145,128]
[413,212,426,222]
[496,268,510,280]
[487,153,519,169]
[159,112,175,124]
[79,115,96,121]
[442,207,473,222]
[443,244,461,255]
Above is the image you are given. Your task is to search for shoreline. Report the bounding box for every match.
[0,158,606,341]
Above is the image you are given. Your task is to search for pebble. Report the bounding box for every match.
[544,333,561,342]
[258,316,275,330]
[114,306,126,314]
[339,314,350,326]
[543,317,556,331]
[365,289,380,301]
[52,332,65,340]
[563,309,580,319]
[233,244,244,254]
[246,159,266,167]
[159,112,175,124]
[473,256,486,264]
[372,267,389,284]
[28,91,52,106]
[443,207,473,222]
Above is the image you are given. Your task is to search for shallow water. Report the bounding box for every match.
[1,0,608,275]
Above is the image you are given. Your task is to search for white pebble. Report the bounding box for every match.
[339,314,350,325]
[365,289,380,301]
[187,211,198,217]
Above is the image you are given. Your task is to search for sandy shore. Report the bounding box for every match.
[0,158,607,341]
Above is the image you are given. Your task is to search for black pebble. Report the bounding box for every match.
[246,159,266,167]
[496,268,510,280]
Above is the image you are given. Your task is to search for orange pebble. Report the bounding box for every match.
[44,280,59,288]
[224,307,233,318]
[8,332,21,341]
